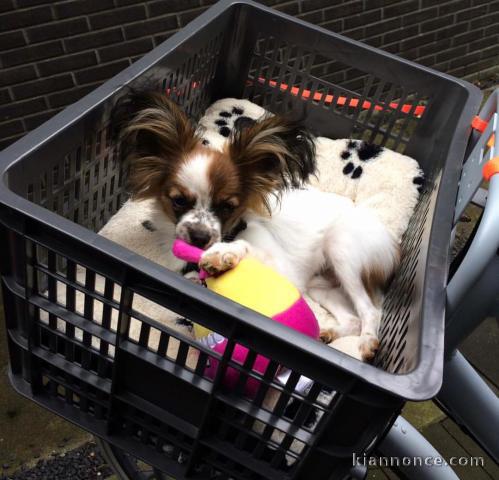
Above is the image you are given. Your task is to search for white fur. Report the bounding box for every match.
[174,153,222,247]
[176,153,213,207]
[201,187,399,356]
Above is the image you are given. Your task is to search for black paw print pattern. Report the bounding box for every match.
[214,106,255,137]
[340,140,383,179]
[412,175,424,193]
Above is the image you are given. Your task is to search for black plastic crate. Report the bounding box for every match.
[0,1,481,478]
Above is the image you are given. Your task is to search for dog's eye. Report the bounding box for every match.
[217,202,236,217]
[171,195,188,209]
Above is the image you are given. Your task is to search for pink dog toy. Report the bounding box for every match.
[172,238,319,397]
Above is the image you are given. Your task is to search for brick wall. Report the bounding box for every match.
[1,0,498,150]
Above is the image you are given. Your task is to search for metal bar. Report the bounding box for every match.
[445,255,499,354]
[446,175,499,319]
[437,350,499,463]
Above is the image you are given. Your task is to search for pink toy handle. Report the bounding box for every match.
[172,239,210,280]
[172,238,203,263]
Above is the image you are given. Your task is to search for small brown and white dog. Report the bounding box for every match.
[114,90,400,360]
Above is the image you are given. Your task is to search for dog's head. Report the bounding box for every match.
[114,90,316,248]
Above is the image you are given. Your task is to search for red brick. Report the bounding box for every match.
[0,97,47,123]
[74,60,130,85]
[54,0,114,19]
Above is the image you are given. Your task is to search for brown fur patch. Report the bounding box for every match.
[115,94,315,233]
[159,182,197,222]
[207,150,241,204]
[117,91,200,200]
[320,328,339,344]
[321,267,341,288]
[361,242,401,301]
[228,115,316,213]
[205,149,248,233]
[361,265,390,300]
[360,336,380,361]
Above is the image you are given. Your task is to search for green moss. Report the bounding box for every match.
[402,401,446,432]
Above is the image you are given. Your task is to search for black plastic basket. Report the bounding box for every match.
[0,1,481,479]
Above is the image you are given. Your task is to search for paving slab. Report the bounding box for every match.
[422,421,493,480]
[441,418,499,480]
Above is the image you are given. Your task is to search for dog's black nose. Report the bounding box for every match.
[189,230,211,248]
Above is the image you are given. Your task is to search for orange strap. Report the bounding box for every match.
[483,157,499,181]
[258,79,426,116]
[472,116,488,133]
[166,78,487,132]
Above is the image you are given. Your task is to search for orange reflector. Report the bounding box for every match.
[483,157,499,181]
[487,133,495,149]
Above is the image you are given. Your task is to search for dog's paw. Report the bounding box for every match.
[320,328,338,344]
[359,334,379,361]
[200,243,241,275]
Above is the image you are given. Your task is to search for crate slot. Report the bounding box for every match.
[215,408,307,459]
[33,345,112,394]
[126,306,220,361]
[214,392,317,445]
[32,263,120,313]
[41,371,109,410]
[32,295,117,346]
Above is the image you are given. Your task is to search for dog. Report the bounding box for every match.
[113,90,400,360]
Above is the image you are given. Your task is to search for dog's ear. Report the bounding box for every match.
[112,89,199,198]
[229,115,316,211]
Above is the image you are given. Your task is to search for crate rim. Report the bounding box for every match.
[0,0,482,401]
